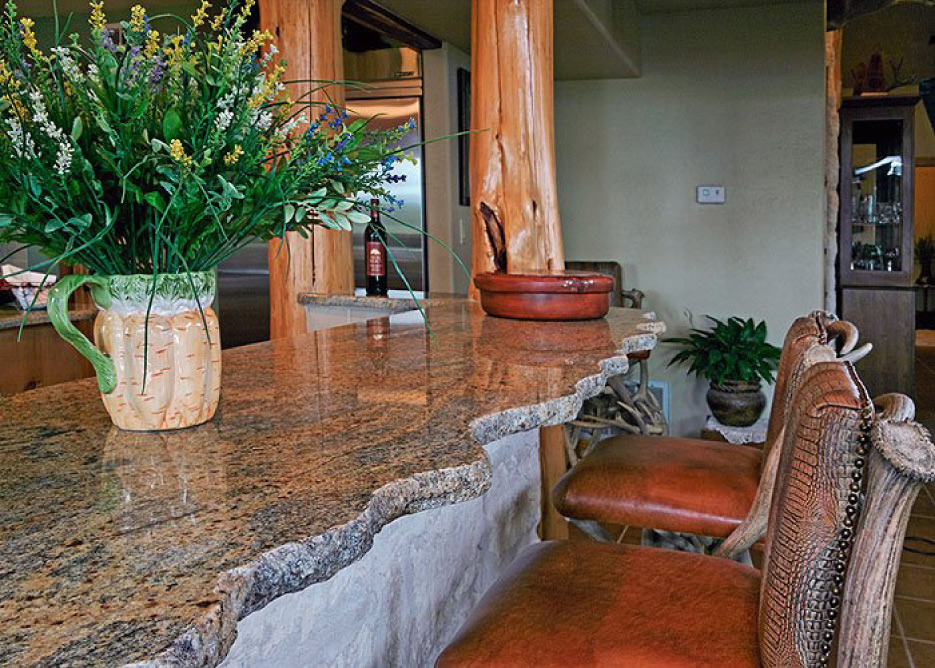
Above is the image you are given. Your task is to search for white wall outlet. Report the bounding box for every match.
[696,185,726,204]
[458,217,467,244]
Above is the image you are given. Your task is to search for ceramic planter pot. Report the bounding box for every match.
[706,380,766,428]
[48,272,221,431]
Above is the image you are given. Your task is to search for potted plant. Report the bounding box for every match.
[0,1,429,431]
[666,316,781,427]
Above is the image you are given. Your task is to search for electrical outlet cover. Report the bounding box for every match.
[696,185,726,204]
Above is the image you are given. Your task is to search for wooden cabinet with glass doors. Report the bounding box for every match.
[838,95,919,397]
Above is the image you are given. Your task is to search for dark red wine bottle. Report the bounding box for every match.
[365,199,388,296]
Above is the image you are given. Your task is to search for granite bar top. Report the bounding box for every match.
[0,301,663,666]
[0,305,97,331]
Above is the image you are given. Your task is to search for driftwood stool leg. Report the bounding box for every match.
[539,425,569,540]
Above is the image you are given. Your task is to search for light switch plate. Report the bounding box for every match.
[697,185,726,204]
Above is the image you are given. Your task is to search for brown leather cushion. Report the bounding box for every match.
[553,435,763,537]
[437,540,761,667]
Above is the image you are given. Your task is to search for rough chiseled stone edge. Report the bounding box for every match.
[297,293,451,313]
[126,320,660,668]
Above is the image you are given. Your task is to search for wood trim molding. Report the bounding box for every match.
[343,0,442,50]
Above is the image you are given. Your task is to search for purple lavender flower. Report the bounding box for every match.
[150,57,165,86]
[101,30,117,53]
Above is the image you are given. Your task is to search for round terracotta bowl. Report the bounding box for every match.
[474,271,614,321]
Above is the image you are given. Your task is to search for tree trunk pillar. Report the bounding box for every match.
[261,0,354,340]
[470,0,565,292]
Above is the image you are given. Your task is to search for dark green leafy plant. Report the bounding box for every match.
[665,316,781,386]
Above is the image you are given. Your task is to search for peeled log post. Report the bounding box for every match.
[261,0,354,339]
[824,30,842,313]
[470,0,565,287]
[838,411,935,666]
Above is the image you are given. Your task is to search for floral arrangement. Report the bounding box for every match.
[0,0,418,282]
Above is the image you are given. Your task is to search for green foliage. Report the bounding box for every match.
[0,0,419,280]
[665,316,781,386]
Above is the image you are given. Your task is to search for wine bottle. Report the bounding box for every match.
[365,199,388,296]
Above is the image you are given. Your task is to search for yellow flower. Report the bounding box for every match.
[144,30,160,59]
[242,29,273,56]
[239,0,256,21]
[89,1,106,33]
[249,62,286,107]
[166,35,185,65]
[210,10,226,31]
[20,18,38,54]
[223,144,244,166]
[169,139,193,167]
[129,5,146,33]
[191,0,211,28]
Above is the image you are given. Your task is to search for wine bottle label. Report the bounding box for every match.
[366,241,386,277]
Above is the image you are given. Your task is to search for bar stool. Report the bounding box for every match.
[555,311,867,556]
[437,362,933,667]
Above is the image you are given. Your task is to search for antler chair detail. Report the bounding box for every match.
[838,394,935,665]
[554,312,863,553]
[437,360,928,667]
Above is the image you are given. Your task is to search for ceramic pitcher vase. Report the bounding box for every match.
[48,272,221,431]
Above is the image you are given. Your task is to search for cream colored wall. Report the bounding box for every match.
[423,44,473,295]
[555,2,825,436]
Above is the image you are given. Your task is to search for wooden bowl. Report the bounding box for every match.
[474,271,614,321]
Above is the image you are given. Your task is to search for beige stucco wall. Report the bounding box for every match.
[554,2,826,436]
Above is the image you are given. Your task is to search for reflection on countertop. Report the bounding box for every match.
[0,301,663,666]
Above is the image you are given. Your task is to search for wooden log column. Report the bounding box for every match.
[261,0,354,340]
[469,0,565,281]
[824,29,842,313]
[470,0,568,539]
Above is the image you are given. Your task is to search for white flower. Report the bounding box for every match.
[278,113,308,139]
[215,109,234,132]
[54,140,74,175]
[28,90,65,142]
[52,47,83,81]
[6,118,36,159]
[254,111,273,131]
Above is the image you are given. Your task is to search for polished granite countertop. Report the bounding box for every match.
[0,301,663,666]
[0,305,97,331]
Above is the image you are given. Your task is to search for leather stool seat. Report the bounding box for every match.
[553,435,762,537]
[436,540,761,667]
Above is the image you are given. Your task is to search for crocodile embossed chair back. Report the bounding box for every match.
[763,311,852,457]
[758,360,871,667]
